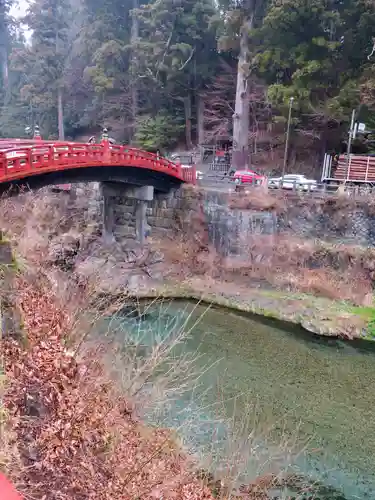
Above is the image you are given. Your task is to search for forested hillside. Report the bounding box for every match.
[1,0,375,173]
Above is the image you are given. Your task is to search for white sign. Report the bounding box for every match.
[358,122,366,133]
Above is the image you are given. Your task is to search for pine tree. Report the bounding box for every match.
[133,0,218,148]
[254,0,375,128]
[13,0,72,138]
[0,0,12,95]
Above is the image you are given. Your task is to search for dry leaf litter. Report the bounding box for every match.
[3,276,215,499]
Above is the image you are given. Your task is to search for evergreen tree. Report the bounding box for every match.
[0,0,12,98]
[11,0,72,138]
[0,0,31,138]
[133,0,219,148]
[71,0,137,140]
[2,0,375,162]
[253,0,375,129]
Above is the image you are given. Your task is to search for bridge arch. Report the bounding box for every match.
[0,140,196,195]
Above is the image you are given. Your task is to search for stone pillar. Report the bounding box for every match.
[100,182,115,244]
[136,200,147,245]
[100,182,154,245]
[132,186,153,245]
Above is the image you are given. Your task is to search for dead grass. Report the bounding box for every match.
[1,268,313,500]
[165,187,375,305]
[228,187,286,212]
[3,274,217,499]
[158,230,374,305]
[0,186,99,269]
[0,361,20,488]
[219,235,374,305]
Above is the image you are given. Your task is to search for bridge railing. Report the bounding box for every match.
[0,142,196,184]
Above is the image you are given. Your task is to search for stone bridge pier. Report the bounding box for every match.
[100,182,155,245]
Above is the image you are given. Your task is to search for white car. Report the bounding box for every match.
[268,174,317,191]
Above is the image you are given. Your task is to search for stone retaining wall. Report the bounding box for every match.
[99,183,375,254]
[177,187,375,254]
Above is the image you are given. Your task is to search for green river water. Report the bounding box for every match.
[96,301,375,499]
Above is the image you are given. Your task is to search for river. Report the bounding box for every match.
[94,301,375,499]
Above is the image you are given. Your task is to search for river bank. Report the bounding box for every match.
[21,232,375,340]
[91,270,370,340]
[69,234,371,340]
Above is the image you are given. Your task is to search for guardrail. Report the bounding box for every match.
[197,173,375,197]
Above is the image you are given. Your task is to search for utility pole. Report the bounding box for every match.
[282,96,294,183]
[130,0,139,142]
[345,108,356,183]
[55,3,65,141]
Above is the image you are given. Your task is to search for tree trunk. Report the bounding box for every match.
[197,94,205,146]
[57,87,65,140]
[130,0,139,141]
[55,11,65,141]
[0,47,8,89]
[232,7,254,171]
[0,46,9,106]
[0,46,11,105]
[184,94,193,150]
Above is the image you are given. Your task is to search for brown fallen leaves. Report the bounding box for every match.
[3,276,214,500]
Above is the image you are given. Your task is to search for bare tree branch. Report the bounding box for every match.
[178,47,196,71]
[156,25,175,80]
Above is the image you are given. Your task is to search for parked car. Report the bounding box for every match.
[268,174,317,191]
[232,169,265,185]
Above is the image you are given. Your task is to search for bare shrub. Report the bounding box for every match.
[228,188,286,212]
[220,235,373,305]
[1,266,311,499]
[0,367,21,487]
[0,186,99,267]
[3,274,216,499]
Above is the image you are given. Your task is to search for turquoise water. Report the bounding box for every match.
[95,301,375,499]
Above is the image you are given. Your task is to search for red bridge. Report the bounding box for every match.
[0,138,196,194]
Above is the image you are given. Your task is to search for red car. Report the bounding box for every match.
[233,169,265,186]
